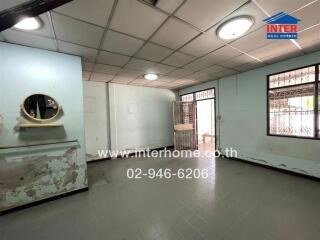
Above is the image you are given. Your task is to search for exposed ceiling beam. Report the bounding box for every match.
[0,0,74,32]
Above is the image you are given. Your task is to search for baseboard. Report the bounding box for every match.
[0,187,89,216]
[87,145,174,164]
[222,155,320,182]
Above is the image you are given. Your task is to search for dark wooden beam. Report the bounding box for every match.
[0,0,74,32]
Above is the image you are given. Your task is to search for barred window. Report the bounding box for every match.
[267,65,319,139]
[195,89,215,100]
[181,93,194,102]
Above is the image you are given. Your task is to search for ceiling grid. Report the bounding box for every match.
[0,0,319,89]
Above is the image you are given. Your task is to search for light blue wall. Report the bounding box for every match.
[179,50,320,178]
[109,83,177,151]
[0,42,88,212]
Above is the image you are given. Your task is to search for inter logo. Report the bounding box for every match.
[263,12,300,40]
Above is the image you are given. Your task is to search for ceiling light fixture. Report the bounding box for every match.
[217,16,254,40]
[144,73,159,81]
[13,17,42,30]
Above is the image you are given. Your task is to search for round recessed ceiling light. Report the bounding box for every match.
[14,17,42,30]
[144,73,159,81]
[217,16,254,40]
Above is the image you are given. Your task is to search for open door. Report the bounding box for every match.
[173,101,197,150]
[180,88,216,153]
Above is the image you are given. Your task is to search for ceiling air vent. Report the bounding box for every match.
[141,0,159,6]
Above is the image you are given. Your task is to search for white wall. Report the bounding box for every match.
[109,83,177,151]
[180,51,320,178]
[83,81,110,161]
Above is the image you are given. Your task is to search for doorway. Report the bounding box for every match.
[181,88,216,153]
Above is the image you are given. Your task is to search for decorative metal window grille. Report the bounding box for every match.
[268,65,319,139]
[181,89,215,102]
[181,93,194,102]
[195,89,215,101]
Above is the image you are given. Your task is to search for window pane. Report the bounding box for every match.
[269,66,315,89]
[181,94,193,102]
[195,89,214,100]
[269,84,315,137]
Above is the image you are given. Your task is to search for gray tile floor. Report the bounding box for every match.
[0,156,319,240]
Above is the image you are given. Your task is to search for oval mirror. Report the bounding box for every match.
[22,94,61,122]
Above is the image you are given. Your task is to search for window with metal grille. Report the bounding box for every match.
[181,89,215,102]
[181,93,194,102]
[267,65,320,139]
[195,89,215,101]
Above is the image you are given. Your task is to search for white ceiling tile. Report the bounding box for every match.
[156,0,184,13]
[136,43,173,62]
[234,61,265,72]
[146,63,175,74]
[82,61,94,71]
[116,68,144,78]
[97,50,130,66]
[130,78,150,85]
[162,51,195,67]
[111,77,132,84]
[215,69,238,78]
[183,57,217,71]
[174,79,198,85]
[165,80,184,86]
[297,26,320,53]
[58,40,98,62]
[0,0,28,11]
[52,12,104,48]
[168,68,193,78]
[199,65,227,75]
[265,50,304,64]
[220,54,256,68]
[230,28,274,53]
[256,0,315,15]
[112,68,144,83]
[248,41,302,64]
[206,2,266,40]
[11,13,54,38]
[102,30,144,56]
[157,76,177,82]
[201,45,242,64]
[2,29,56,51]
[93,63,121,75]
[294,1,320,31]
[184,46,244,71]
[151,17,199,49]
[110,0,167,39]
[146,82,165,87]
[180,33,224,57]
[82,71,91,81]
[145,80,167,87]
[91,72,114,82]
[54,0,114,27]
[125,58,156,71]
[197,75,218,82]
[175,0,247,30]
[186,71,211,80]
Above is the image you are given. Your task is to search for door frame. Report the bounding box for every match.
[180,88,217,151]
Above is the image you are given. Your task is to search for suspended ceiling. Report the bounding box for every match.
[0,0,319,90]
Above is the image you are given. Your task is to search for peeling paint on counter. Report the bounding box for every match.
[0,142,87,212]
